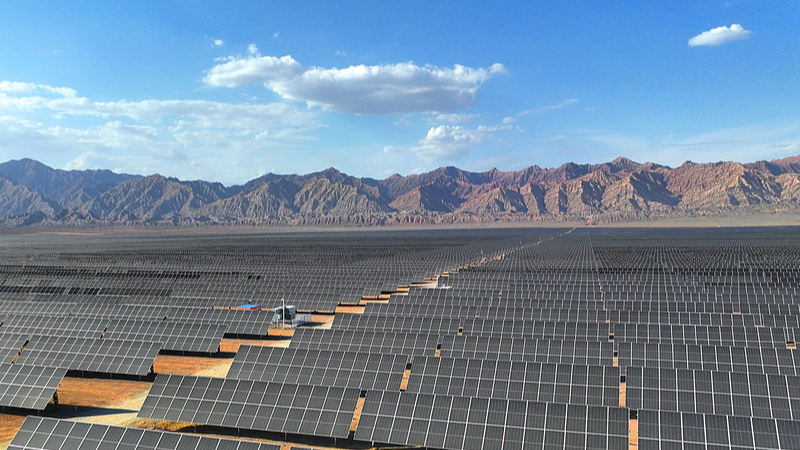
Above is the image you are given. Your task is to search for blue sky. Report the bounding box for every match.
[0,1,798,185]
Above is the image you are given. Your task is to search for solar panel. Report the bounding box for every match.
[71,304,273,336]
[439,335,615,365]
[0,363,66,410]
[290,329,438,356]
[334,315,612,339]
[355,391,629,450]
[16,335,161,376]
[613,323,792,347]
[138,374,361,438]
[618,342,800,376]
[104,319,225,353]
[407,356,620,407]
[637,409,800,450]
[8,416,282,450]
[363,303,609,322]
[0,333,28,363]
[626,366,800,420]
[0,315,107,339]
[227,346,408,391]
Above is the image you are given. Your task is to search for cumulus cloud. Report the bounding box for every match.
[204,48,506,114]
[411,125,486,161]
[688,24,751,47]
[211,38,224,47]
[409,117,518,161]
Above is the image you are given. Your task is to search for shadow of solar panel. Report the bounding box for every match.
[0,363,66,410]
[637,409,800,450]
[227,346,408,391]
[16,336,161,376]
[138,374,360,439]
[8,416,282,450]
[355,390,628,450]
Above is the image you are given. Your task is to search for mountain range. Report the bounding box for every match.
[2,156,800,227]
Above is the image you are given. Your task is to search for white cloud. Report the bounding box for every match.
[205,54,303,88]
[780,143,799,153]
[689,24,752,47]
[383,145,396,153]
[431,113,480,124]
[519,98,578,116]
[0,82,316,133]
[204,49,506,114]
[411,125,486,161]
[211,38,224,47]
[410,117,518,161]
[0,80,323,184]
[0,81,76,98]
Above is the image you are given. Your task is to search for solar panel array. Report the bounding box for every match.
[15,335,161,376]
[0,363,66,410]
[290,328,439,356]
[637,409,800,450]
[5,227,800,448]
[626,366,800,420]
[139,374,361,438]
[407,356,621,407]
[618,342,800,375]
[9,416,282,450]
[0,315,108,339]
[439,335,615,365]
[355,391,629,450]
[0,333,27,363]
[228,346,408,391]
[105,319,225,354]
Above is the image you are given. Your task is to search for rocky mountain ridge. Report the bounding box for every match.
[1,156,799,227]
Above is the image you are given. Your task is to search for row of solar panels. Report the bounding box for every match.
[0,302,273,336]
[290,329,800,375]
[0,316,225,353]
[0,333,160,376]
[373,296,800,314]
[362,303,800,327]
[135,373,800,450]
[332,315,797,346]
[228,346,800,421]
[19,397,795,450]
